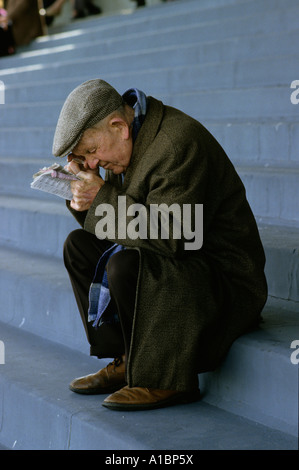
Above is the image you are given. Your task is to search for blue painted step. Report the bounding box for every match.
[0,0,298,450]
[0,321,297,450]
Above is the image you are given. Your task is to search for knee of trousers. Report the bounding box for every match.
[106,249,139,292]
[63,229,85,257]
[63,228,97,272]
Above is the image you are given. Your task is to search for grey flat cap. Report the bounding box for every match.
[52,79,123,158]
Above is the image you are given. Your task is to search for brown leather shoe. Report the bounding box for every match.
[69,356,126,394]
[102,385,200,411]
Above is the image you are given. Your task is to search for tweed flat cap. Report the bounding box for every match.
[52,79,124,158]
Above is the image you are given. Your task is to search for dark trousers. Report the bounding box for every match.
[63,229,139,360]
[0,24,15,57]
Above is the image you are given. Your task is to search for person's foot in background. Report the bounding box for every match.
[72,0,102,20]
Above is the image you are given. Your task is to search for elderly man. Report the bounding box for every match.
[53,79,267,411]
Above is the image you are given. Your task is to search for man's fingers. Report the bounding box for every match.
[76,170,101,181]
[66,160,82,175]
[69,172,105,212]
[73,172,105,190]
[70,194,93,212]
[70,180,84,194]
[70,199,87,212]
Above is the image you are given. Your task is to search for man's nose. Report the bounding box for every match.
[85,157,99,169]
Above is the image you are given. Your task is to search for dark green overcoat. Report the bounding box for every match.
[68,97,268,391]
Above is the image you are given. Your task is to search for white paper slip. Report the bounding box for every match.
[30,163,80,200]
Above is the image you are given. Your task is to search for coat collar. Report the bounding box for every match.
[106,97,164,188]
[130,97,164,167]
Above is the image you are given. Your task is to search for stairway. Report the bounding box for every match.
[0,0,298,450]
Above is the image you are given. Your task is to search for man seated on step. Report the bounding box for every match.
[52,79,268,411]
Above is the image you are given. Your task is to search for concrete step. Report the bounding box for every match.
[163,87,298,122]
[207,121,299,167]
[0,127,55,159]
[0,157,55,200]
[0,117,298,167]
[0,1,298,83]
[0,196,77,258]
[1,8,298,71]
[50,0,297,35]
[0,0,297,453]
[0,223,297,356]
[9,26,298,75]
[0,86,298,159]
[1,54,297,128]
[259,224,299,303]
[1,192,299,288]
[200,295,299,438]
[3,26,298,106]
[2,0,298,60]
[0,194,299,299]
[237,166,299,227]
[1,160,299,229]
[1,23,298,85]
[0,246,87,354]
[34,0,299,47]
[0,319,297,450]
[0,157,104,200]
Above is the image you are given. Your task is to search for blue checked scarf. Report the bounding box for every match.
[88,88,147,328]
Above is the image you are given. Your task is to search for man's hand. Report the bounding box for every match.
[65,159,105,211]
[70,171,105,211]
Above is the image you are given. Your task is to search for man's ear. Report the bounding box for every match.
[109,116,130,140]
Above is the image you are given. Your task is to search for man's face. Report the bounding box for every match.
[71,121,133,175]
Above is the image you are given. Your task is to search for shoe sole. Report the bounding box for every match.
[102,389,201,411]
[69,382,127,395]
